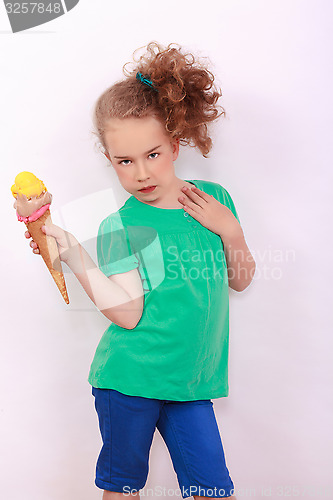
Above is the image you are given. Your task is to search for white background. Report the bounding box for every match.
[0,1,332,499]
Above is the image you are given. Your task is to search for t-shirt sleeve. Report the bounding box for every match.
[97,213,140,277]
[216,184,241,225]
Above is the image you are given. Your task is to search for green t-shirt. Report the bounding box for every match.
[88,179,240,401]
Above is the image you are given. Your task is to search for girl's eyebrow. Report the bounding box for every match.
[114,145,162,159]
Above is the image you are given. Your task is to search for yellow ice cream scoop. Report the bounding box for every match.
[11,171,47,199]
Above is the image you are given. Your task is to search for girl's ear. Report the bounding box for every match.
[172,138,180,161]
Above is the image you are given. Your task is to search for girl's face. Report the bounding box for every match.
[103,116,181,203]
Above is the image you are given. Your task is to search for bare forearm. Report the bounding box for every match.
[220,229,256,292]
[64,242,138,328]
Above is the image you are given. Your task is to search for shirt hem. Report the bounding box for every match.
[88,378,229,401]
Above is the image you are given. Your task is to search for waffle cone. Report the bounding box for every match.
[26,209,69,304]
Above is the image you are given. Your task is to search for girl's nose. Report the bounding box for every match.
[135,161,150,180]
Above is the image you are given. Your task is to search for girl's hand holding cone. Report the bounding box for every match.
[25,223,79,266]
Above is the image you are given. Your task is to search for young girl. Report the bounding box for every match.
[25,42,255,500]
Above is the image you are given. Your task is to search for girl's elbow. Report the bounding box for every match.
[229,267,256,292]
[229,282,247,292]
[124,301,144,330]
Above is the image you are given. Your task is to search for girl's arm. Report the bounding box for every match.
[67,242,144,328]
[26,225,144,329]
[221,229,256,292]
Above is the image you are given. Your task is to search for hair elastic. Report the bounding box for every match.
[136,72,158,92]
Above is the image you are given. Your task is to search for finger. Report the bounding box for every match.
[181,187,206,208]
[25,231,31,238]
[183,199,201,217]
[179,195,199,209]
[188,186,212,203]
[42,223,76,251]
[31,240,40,253]
[41,223,65,243]
[179,189,202,210]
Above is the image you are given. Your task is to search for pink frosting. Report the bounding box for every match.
[17,203,51,223]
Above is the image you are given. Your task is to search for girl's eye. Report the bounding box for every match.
[119,153,159,165]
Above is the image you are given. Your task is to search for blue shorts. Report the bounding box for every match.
[92,387,235,498]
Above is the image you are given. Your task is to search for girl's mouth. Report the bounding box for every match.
[139,185,156,193]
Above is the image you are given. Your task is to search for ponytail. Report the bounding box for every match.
[93,42,224,158]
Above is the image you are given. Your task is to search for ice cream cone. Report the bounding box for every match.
[26,209,69,304]
[11,171,70,304]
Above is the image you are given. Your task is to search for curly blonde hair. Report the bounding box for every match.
[93,41,225,158]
